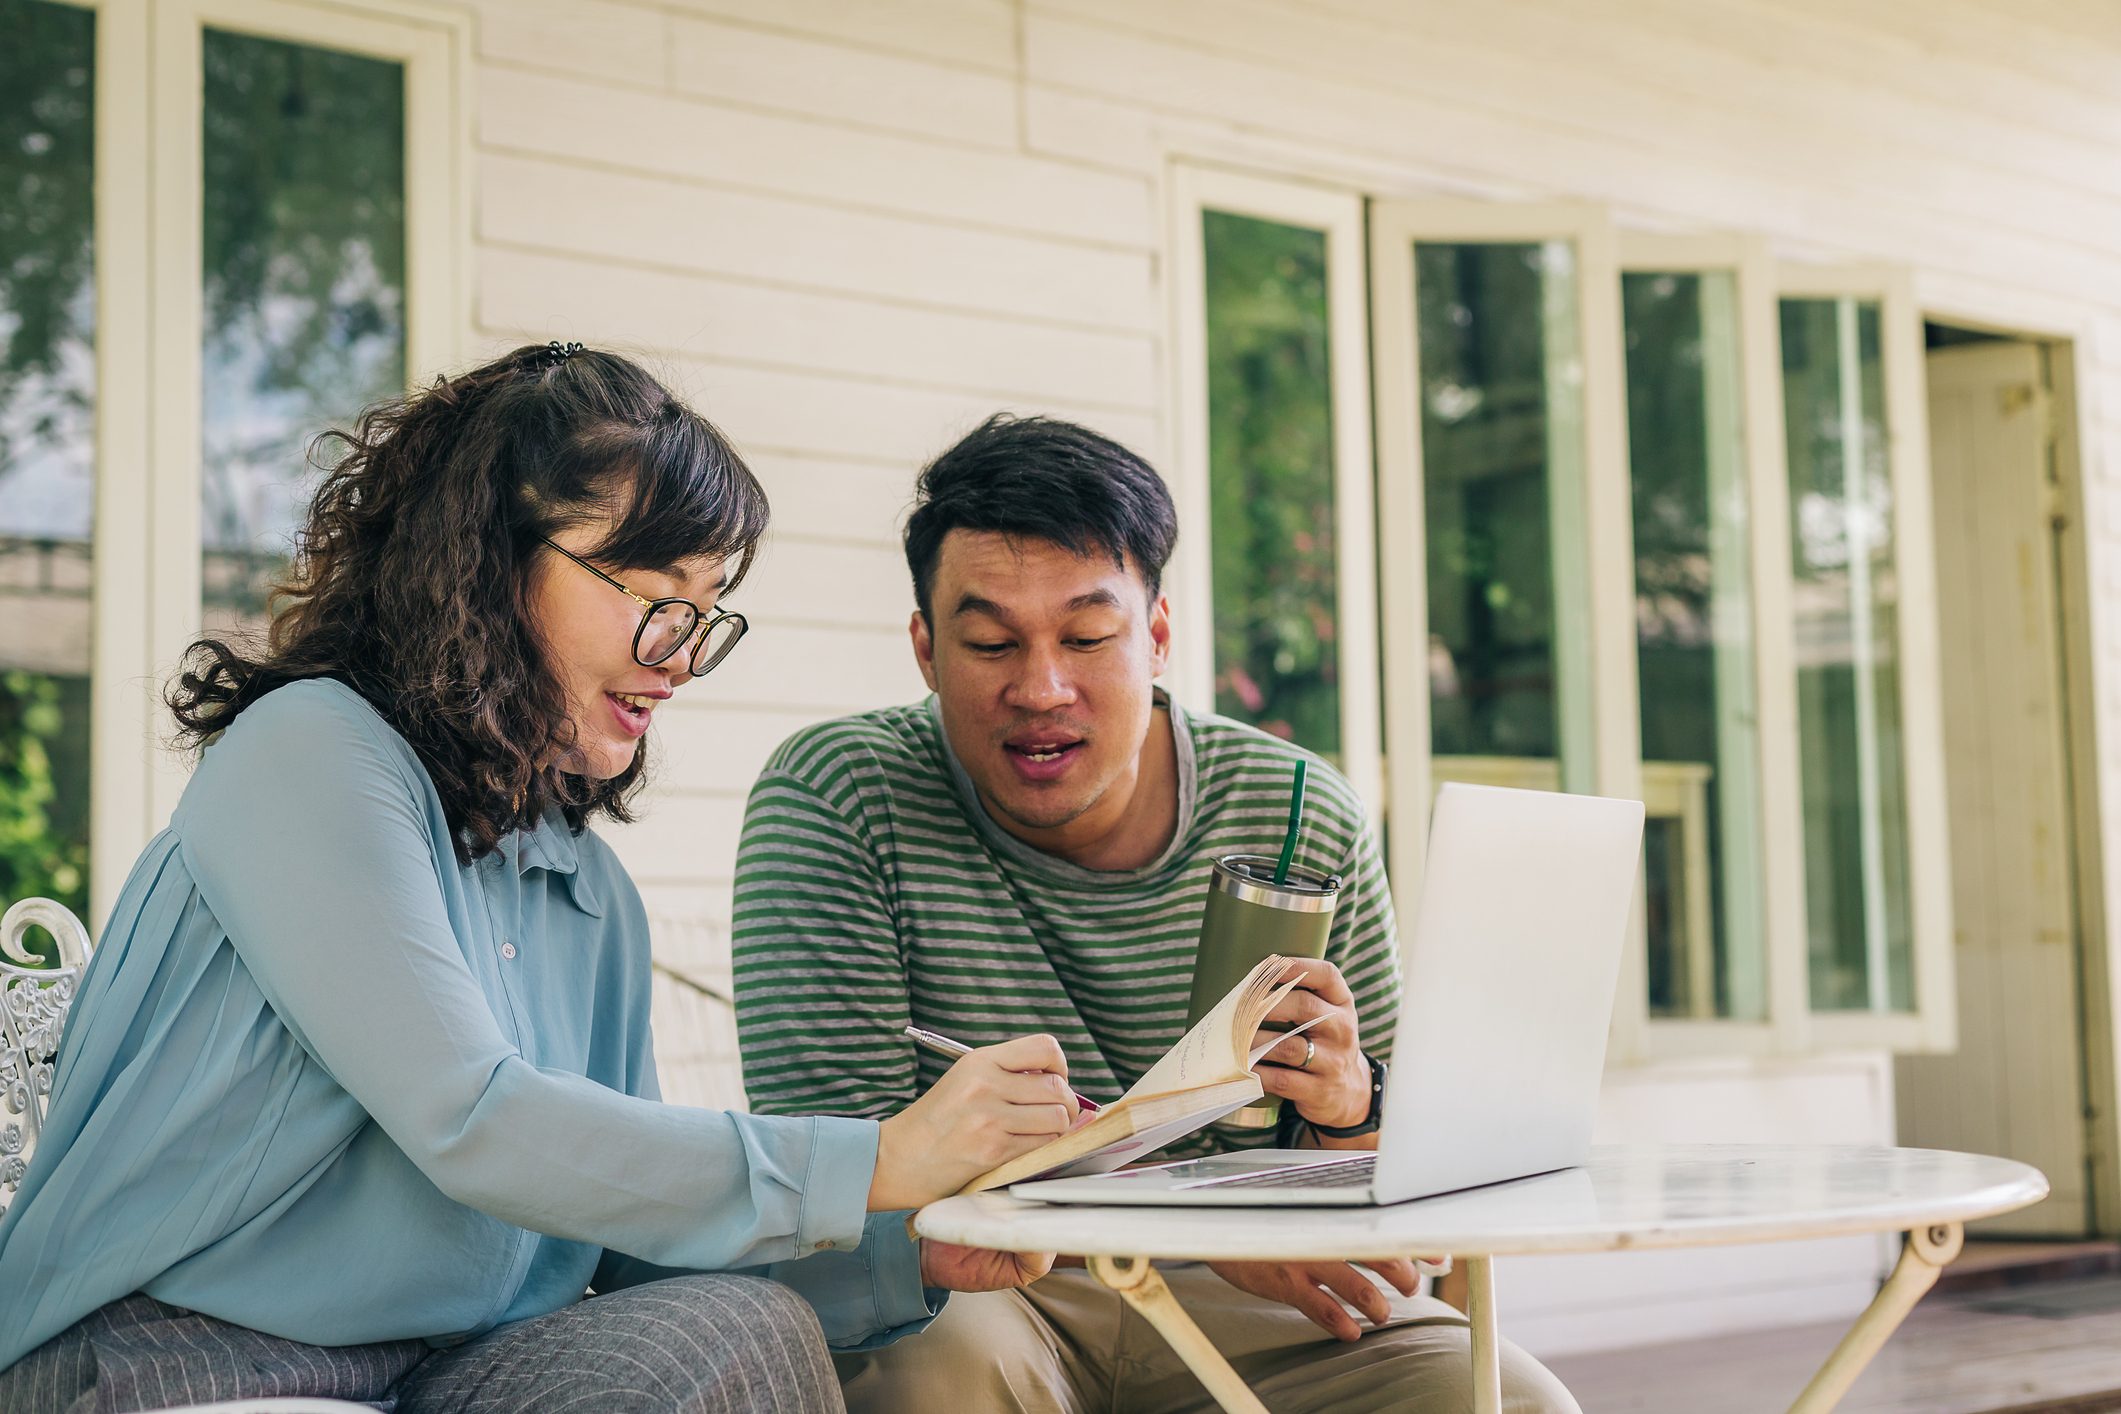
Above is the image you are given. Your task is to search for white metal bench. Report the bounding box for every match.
[3,896,370,1414]
[1,897,92,1222]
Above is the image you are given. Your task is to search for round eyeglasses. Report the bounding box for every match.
[541,538,750,677]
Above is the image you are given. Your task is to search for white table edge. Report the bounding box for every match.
[912,1148,2051,1414]
[913,1172,2049,1261]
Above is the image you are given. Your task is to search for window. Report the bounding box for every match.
[1776,268,1953,1050]
[1200,211,1339,755]
[1415,239,1588,785]
[1368,200,1635,903]
[0,0,95,934]
[1613,233,1809,1056]
[1179,174,1954,1058]
[23,0,470,926]
[1625,266,1767,1021]
[1782,296,1912,1013]
[1170,168,1381,818]
[200,26,408,638]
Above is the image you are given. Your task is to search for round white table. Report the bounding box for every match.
[916,1144,2048,1414]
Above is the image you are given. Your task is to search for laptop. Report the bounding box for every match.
[1009,782,1645,1207]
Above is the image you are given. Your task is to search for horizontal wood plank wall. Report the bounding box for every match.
[449,0,2121,1352]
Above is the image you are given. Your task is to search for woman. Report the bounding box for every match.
[0,344,1075,1413]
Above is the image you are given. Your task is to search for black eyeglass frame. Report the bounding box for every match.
[540,537,750,677]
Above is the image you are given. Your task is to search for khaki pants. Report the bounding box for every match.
[836,1264,1580,1413]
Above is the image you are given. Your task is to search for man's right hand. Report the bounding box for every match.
[868,1033,1081,1211]
[1206,1258,1422,1342]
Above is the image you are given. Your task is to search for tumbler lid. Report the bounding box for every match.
[1209,854,1342,912]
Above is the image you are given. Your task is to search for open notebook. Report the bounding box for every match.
[958,955,1324,1195]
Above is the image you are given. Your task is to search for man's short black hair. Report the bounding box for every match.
[904,414,1179,622]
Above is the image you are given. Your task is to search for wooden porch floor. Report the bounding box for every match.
[1545,1244,2121,1413]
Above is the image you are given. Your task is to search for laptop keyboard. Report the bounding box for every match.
[1182,1155,1377,1190]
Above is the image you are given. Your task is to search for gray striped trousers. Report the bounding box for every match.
[0,1276,843,1413]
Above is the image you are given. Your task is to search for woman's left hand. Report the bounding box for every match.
[919,1240,1055,1292]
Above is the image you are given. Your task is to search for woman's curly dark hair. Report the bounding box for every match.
[168,344,769,861]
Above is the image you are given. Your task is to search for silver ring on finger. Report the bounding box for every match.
[1298,1036,1316,1071]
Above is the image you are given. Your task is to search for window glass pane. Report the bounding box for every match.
[1781,296,1915,1013]
[0,0,95,931]
[1203,211,1341,757]
[201,29,405,638]
[1623,271,1766,1022]
[1418,241,1590,795]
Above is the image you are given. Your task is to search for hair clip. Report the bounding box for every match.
[544,340,585,366]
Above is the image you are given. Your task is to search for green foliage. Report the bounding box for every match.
[0,672,90,958]
[201,28,406,423]
[1623,272,1717,767]
[1203,212,1342,756]
[1417,242,1559,758]
[200,29,407,581]
[0,0,95,494]
[0,12,409,544]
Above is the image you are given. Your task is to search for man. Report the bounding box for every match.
[733,415,1577,1412]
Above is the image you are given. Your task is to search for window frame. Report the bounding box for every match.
[1615,231,1810,1060]
[1366,199,1640,978]
[84,0,470,926]
[1167,163,1384,819]
[1773,263,1956,1054]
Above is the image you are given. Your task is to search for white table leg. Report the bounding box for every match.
[1465,1255,1502,1414]
[1788,1223,1963,1413]
[1086,1255,1269,1414]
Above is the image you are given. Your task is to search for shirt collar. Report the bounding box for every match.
[503,806,605,917]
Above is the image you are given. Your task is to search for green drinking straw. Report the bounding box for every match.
[1272,758,1307,885]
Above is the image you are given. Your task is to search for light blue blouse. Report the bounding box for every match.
[0,679,938,1372]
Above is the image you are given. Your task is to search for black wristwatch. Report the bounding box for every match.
[1283,1051,1388,1142]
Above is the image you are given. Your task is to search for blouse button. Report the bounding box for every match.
[500,941,518,960]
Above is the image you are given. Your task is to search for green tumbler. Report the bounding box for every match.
[1184,854,1341,1131]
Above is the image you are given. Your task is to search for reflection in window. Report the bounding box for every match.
[1782,297,1914,1013]
[0,0,95,926]
[1418,241,1590,794]
[201,29,406,637]
[1203,211,1340,756]
[1623,272,1766,1022]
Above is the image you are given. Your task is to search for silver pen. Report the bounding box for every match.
[902,1024,1102,1114]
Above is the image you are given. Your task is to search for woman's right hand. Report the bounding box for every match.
[868,1034,1081,1211]
[920,1239,1055,1292]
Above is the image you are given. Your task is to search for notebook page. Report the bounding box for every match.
[1122,957,1305,1101]
[1245,1010,1328,1066]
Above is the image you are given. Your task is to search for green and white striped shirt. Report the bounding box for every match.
[733,692,1400,1157]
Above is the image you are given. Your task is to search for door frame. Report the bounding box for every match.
[2038,335,2116,1235]
[1920,317,2114,1236]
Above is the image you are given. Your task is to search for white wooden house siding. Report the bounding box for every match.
[73,0,2121,1358]
[453,0,2121,1357]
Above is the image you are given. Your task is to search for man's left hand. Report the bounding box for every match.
[1252,958,1370,1133]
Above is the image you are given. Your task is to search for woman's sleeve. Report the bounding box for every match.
[593,1213,945,1352]
[174,682,877,1271]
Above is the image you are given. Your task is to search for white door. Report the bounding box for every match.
[1896,340,2089,1237]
